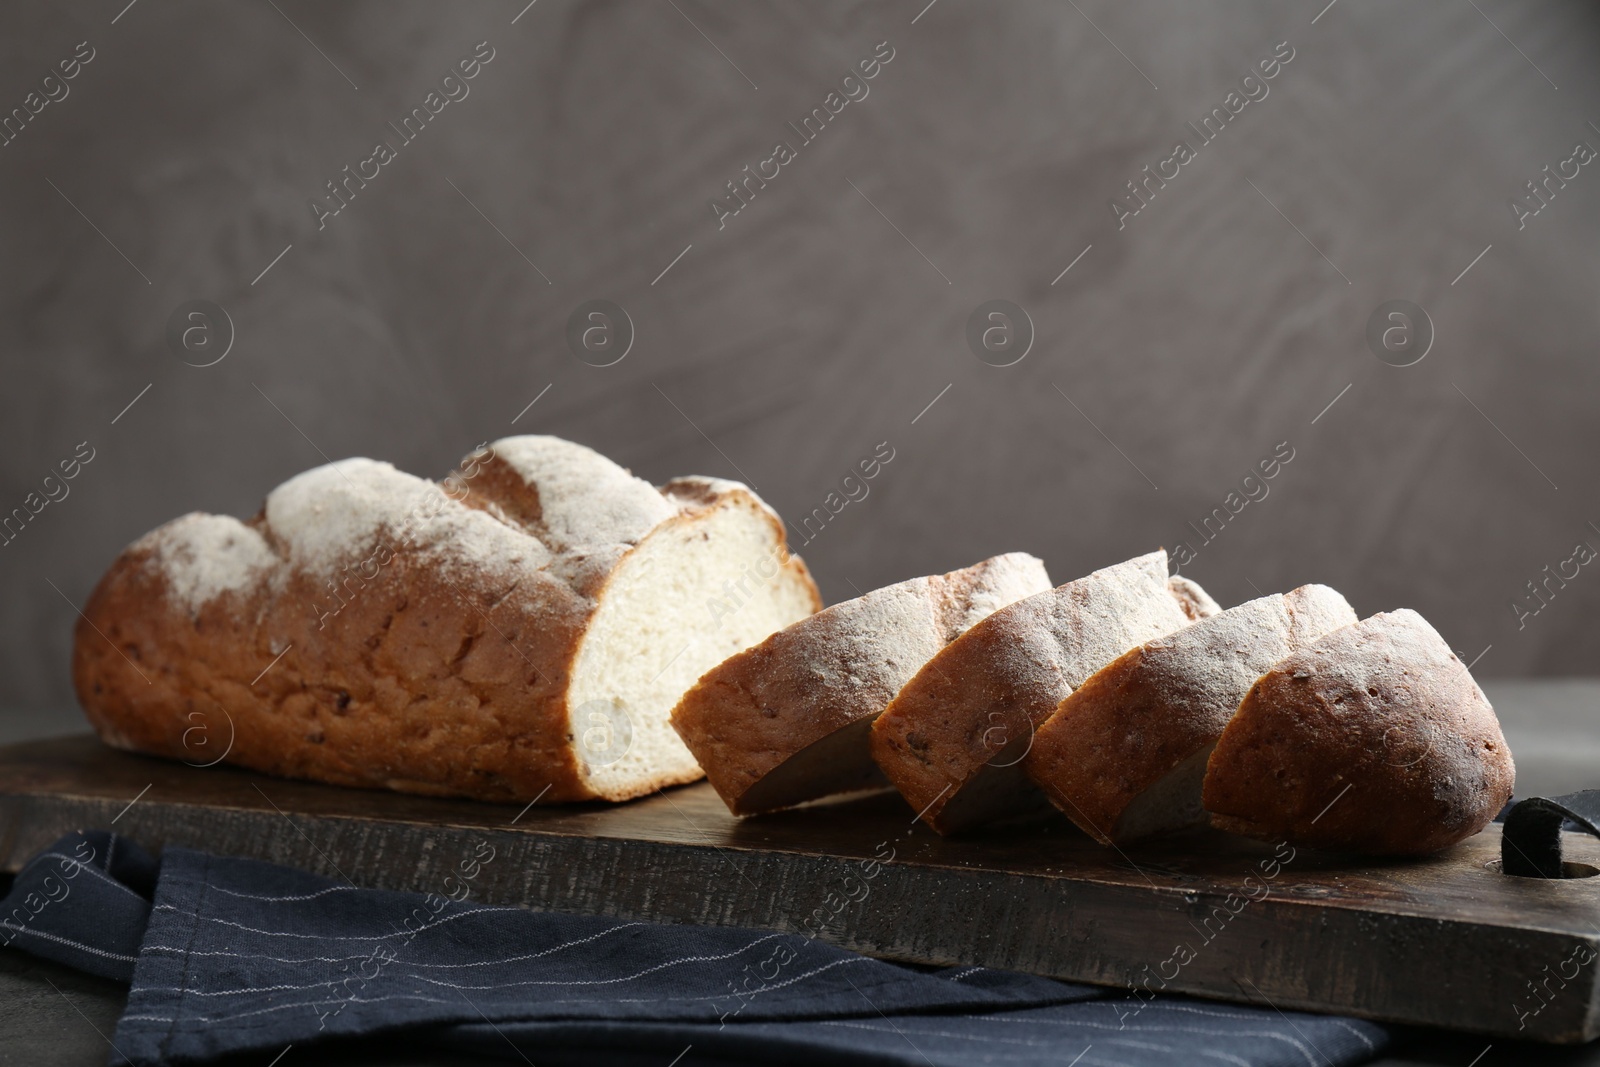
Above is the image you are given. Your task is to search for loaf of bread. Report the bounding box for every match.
[869,550,1219,834]
[1201,609,1514,854]
[1024,584,1356,844]
[72,435,821,804]
[670,553,1051,815]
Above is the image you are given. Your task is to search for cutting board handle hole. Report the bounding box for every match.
[1487,858,1600,879]
[1500,794,1600,878]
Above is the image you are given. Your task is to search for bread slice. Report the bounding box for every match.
[869,550,1218,834]
[669,553,1050,815]
[1201,609,1515,854]
[1024,584,1356,844]
[73,435,820,804]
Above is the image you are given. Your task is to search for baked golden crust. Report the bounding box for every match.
[74,523,595,802]
[670,553,1049,815]
[73,438,819,805]
[1201,609,1515,854]
[1025,585,1355,844]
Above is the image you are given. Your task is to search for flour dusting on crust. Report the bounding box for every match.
[141,513,277,611]
[148,457,561,611]
[264,457,551,585]
[141,438,769,621]
[492,436,674,552]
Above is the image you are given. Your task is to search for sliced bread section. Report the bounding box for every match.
[869,550,1217,834]
[1201,609,1515,854]
[1024,584,1356,844]
[670,552,1051,815]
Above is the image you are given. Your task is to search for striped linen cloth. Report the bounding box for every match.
[0,831,1387,1067]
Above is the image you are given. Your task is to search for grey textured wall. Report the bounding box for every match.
[2,0,1597,714]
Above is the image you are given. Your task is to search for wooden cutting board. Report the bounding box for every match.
[2,735,1597,1043]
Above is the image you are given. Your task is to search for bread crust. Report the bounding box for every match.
[868,550,1205,834]
[1025,585,1355,844]
[72,437,818,805]
[1167,574,1222,621]
[670,553,1049,815]
[1201,609,1514,854]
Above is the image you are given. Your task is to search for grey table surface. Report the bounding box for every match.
[1,679,1597,1067]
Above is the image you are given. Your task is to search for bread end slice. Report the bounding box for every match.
[1201,608,1515,855]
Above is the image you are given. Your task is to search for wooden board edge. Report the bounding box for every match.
[3,792,1597,1043]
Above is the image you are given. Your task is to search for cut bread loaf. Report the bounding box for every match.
[869,549,1219,834]
[670,552,1051,815]
[72,435,820,804]
[1201,609,1514,854]
[1024,584,1356,844]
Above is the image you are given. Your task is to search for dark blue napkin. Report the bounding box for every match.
[0,831,1388,1067]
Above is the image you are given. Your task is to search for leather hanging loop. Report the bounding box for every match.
[1501,791,1600,877]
